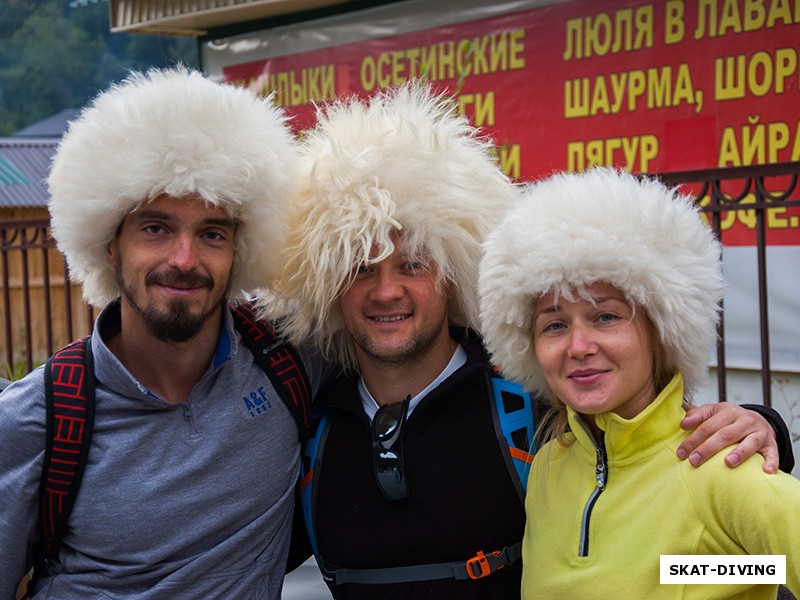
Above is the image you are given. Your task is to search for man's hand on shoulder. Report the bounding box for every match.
[677,402,779,474]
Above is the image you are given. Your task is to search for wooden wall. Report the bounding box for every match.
[0,208,95,378]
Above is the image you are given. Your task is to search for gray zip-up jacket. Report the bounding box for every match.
[0,303,331,599]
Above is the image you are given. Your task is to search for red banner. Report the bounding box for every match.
[223,0,800,246]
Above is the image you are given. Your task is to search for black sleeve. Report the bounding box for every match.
[285,488,314,573]
[741,403,795,474]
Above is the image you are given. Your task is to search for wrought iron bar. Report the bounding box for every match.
[655,161,800,407]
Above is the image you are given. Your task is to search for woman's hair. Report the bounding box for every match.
[263,82,516,369]
[479,167,724,437]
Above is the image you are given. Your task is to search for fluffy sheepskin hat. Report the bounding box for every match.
[269,83,516,367]
[48,67,296,307]
[479,167,723,397]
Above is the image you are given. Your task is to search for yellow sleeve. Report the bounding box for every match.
[683,456,800,595]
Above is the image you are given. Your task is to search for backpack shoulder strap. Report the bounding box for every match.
[487,373,536,503]
[31,336,95,587]
[230,301,312,445]
[299,411,331,559]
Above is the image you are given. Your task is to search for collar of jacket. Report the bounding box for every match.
[567,373,687,465]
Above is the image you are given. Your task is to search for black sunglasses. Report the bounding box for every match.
[372,396,410,502]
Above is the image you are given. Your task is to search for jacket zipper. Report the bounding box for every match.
[578,432,607,557]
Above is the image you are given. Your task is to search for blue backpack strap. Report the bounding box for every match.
[299,411,330,559]
[30,336,95,595]
[230,301,312,446]
[488,374,536,502]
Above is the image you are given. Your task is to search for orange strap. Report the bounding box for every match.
[508,445,535,464]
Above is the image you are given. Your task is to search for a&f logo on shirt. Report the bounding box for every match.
[243,386,272,418]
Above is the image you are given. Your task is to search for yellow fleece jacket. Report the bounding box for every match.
[522,374,800,599]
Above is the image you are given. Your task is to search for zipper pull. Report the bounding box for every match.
[183,404,192,421]
[594,446,607,490]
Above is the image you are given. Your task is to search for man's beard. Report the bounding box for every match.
[135,299,219,343]
[119,268,228,343]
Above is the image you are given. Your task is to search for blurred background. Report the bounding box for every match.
[0,0,199,137]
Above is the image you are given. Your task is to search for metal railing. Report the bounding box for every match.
[655,161,800,408]
[0,218,94,378]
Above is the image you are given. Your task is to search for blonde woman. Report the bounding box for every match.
[479,168,800,599]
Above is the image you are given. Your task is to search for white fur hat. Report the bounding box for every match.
[48,67,296,307]
[479,167,723,396]
[269,83,516,367]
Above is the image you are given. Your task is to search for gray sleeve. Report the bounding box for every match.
[0,367,47,599]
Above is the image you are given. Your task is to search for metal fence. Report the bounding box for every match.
[656,161,800,408]
[0,218,94,378]
[1,162,799,400]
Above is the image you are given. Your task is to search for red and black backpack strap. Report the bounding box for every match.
[230,301,312,447]
[30,336,95,591]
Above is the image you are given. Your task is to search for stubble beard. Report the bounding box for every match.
[351,319,445,368]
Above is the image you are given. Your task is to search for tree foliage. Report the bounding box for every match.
[0,0,200,135]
